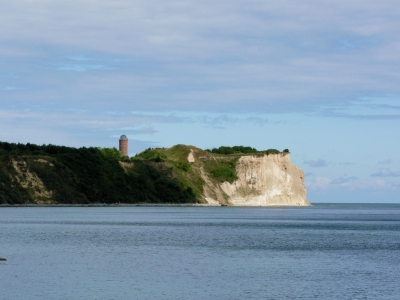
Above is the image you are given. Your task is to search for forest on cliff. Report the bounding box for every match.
[0,142,196,205]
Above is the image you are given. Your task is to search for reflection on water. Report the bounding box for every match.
[1,204,400,299]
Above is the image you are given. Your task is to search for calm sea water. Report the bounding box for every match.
[1,204,400,300]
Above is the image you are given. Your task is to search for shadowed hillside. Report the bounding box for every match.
[0,142,196,205]
[0,142,308,206]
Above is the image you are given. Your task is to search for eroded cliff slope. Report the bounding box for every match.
[221,154,308,206]
[187,149,309,206]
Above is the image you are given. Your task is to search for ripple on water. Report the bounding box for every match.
[1,205,400,299]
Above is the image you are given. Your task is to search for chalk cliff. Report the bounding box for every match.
[0,143,309,206]
[188,149,309,206]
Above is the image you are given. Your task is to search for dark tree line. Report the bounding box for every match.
[0,141,196,204]
[0,141,81,156]
[205,145,287,155]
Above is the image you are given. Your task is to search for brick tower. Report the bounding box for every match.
[119,134,128,157]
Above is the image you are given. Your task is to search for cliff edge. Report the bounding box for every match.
[220,154,308,206]
[0,142,309,206]
[188,149,309,206]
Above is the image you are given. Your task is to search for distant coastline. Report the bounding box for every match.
[0,203,214,207]
[0,203,313,208]
[1,142,308,206]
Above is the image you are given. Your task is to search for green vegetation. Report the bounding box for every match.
[200,155,239,184]
[265,149,280,155]
[205,145,288,155]
[0,142,196,205]
[135,145,205,200]
[210,165,238,183]
[205,145,258,154]
[133,148,167,162]
[0,156,32,205]
[176,162,190,172]
[98,147,121,159]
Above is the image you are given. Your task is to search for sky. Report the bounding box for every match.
[1,0,399,203]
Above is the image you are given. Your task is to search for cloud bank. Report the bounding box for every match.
[1,0,400,116]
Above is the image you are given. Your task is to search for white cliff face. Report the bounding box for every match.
[219,153,309,206]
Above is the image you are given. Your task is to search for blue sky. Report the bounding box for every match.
[1,0,399,203]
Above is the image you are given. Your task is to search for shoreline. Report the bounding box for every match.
[0,203,215,207]
[0,203,314,208]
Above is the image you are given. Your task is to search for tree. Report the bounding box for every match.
[98,147,121,159]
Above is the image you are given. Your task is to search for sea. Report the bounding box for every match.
[1,204,400,300]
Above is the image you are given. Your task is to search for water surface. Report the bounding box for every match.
[1,204,400,299]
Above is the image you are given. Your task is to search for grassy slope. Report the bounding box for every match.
[135,145,206,201]
[135,144,243,202]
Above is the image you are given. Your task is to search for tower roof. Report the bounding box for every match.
[119,134,128,140]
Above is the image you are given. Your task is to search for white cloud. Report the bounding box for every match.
[306,177,332,190]
[331,176,357,185]
[306,176,398,191]
[304,159,328,168]
[56,64,112,72]
[1,0,400,115]
[2,86,25,91]
[371,168,400,177]
[378,159,392,165]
